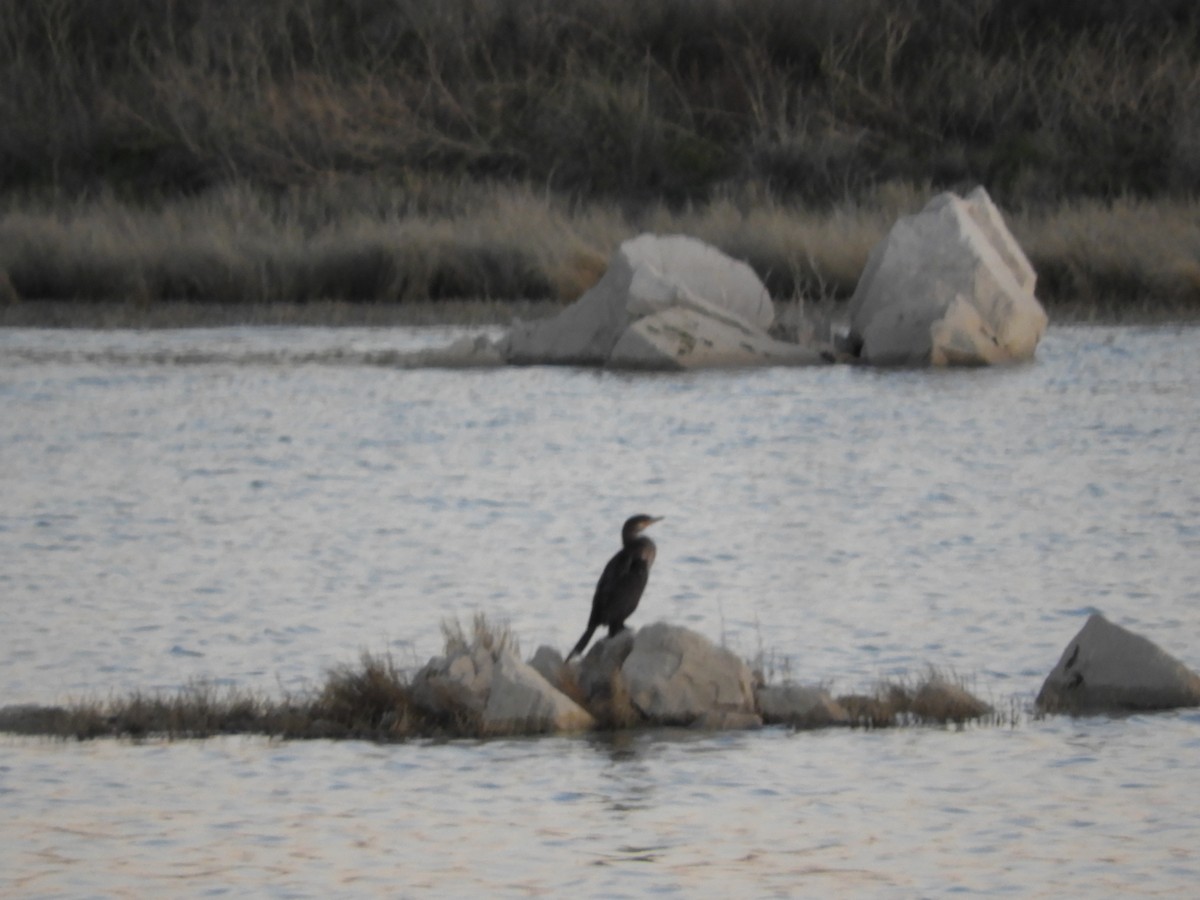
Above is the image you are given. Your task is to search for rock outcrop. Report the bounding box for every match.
[412,639,594,735]
[501,233,825,369]
[845,186,1048,366]
[1036,613,1200,714]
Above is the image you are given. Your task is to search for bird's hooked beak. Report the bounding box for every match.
[644,516,664,529]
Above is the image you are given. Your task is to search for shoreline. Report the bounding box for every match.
[0,299,565,330]
[2,297,1198,332]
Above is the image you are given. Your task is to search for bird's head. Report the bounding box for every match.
[622,514,663,542]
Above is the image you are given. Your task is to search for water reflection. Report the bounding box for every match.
[590,730,661,813]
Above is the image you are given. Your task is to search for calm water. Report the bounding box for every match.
[2,323,1199,896]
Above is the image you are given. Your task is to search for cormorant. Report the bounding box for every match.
[567,514,662,660]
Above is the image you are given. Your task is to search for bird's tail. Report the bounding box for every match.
[567,624,597,661]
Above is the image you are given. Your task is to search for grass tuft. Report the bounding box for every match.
[310,652,415,740]
[441,612,517,657]
[836,668,996,728]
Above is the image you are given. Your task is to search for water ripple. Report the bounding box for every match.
[1,325,1199,893]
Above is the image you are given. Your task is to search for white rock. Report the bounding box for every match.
[620,622,759,727]
[1036,613,1200,714]
[503,233,796,368]
[412,643,594,734]
[484,650,594,734]
[847,186,1048,366]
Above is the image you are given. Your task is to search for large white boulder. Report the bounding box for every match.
[412,641,594,735]
[502,234,819,369]
[1036,613,1200,714]
[846,186,1048,366]
[619,622,760,727]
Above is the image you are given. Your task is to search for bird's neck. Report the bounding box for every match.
[624,535,656,561]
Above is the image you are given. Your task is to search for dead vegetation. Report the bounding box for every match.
[834,669,1000,729]
[4,0,1198,204]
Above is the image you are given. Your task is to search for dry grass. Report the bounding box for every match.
[836,669,1000,729]
[0,683,311,741]
[440,611,518,658]
[1013,197,1200,320]
[310,652,416,740]
[0,181,626,308]
[3,181,1200,324]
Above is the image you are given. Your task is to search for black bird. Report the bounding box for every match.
[567,514,662,660]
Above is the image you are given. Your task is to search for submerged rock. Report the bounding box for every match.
[756,683,850,728]
[845,186,1048,366]
[1036,613,1200,714]
[409,333,508,368]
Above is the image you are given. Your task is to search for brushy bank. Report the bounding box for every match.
[0,617,1009,742]
[3,0,1200,320]
[4,0,1200,204]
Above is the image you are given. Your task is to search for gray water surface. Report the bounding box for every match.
[2,324,1198,895]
